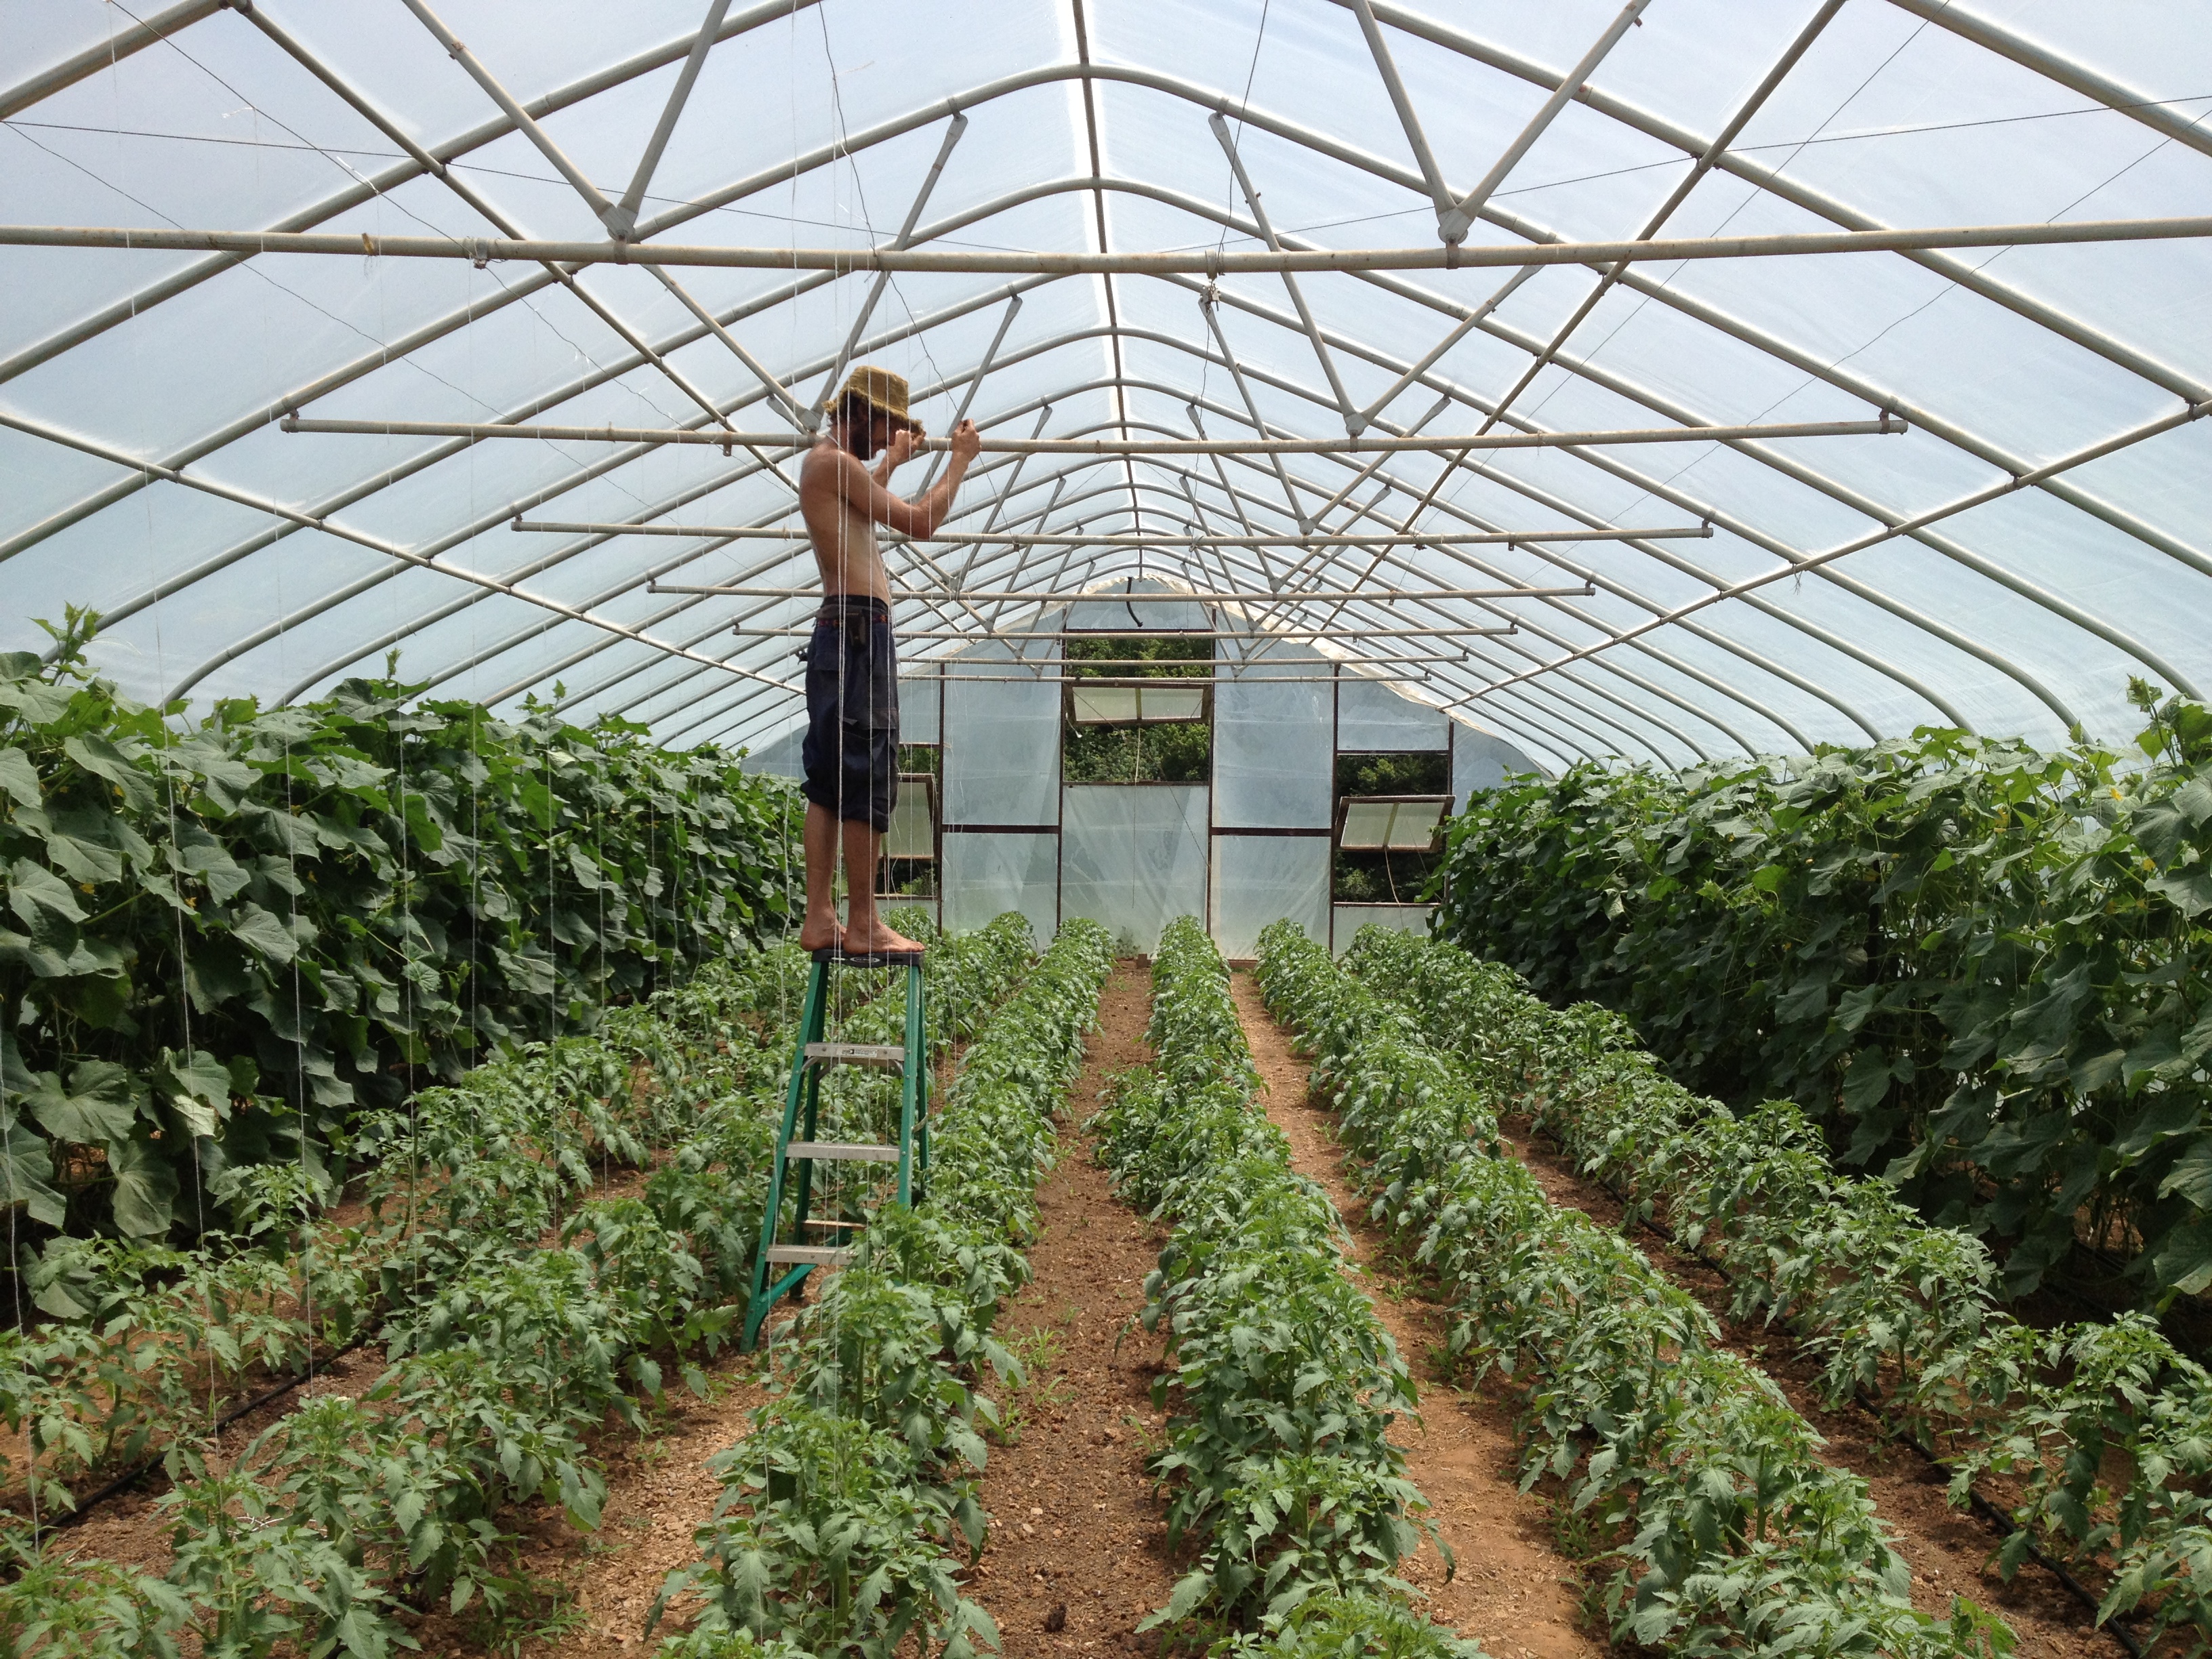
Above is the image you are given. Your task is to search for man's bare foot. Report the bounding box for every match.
[798,913,844,952]
[841,922,926,956]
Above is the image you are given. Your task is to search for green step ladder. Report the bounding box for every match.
[741,946,928,1351]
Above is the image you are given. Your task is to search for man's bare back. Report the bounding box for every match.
[794,371,980,958]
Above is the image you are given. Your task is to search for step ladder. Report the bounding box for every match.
[741,945,928,1350]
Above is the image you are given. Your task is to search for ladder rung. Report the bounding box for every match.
[765,1244,853,1267]
[787,1140,900,1164]
[804,1041,907,1072]
[804,1217,865,1230]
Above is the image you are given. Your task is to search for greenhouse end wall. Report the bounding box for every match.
[741,655,1530,956]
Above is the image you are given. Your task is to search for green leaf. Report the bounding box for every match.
[2149,867,2212,918]
[63,734,150,806]
[1841,1046,1897,1113]
[229,902,300,965]
[0,745,40,808]
[107,1134,178,1237]
[2157,1136,2212,1209]
[8,857,84,928]
[25,1062,142,1143]
[0,1111,66,1225]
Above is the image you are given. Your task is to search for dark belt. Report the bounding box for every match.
[815,594,890,625]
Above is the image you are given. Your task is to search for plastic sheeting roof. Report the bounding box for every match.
[4,0,2210,773]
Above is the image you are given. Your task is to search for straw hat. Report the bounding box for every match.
[838,365,923,432]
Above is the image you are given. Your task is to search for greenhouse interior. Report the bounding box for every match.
[7,1,2212,1654]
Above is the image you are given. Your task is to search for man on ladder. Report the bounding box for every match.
[745,371,981,1349]
[796,365,981,958]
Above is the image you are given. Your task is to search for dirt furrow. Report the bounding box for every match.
[1225,971,1605,1659]
[962,960,1187,1656]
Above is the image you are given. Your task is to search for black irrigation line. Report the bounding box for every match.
[45,1332,373,1534]
[1510,1124,2148,1659]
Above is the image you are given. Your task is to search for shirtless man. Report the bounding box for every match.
[796,365,981,957]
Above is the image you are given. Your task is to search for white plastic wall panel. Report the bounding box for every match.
[1336,678,1448,754]
[899,678,943,746]
[1060,785,1208,954]
[1453,724,1540,810]
[1212,836,1330,962]
[943,671,1061,827]
[1214,663,1332,830]
[942,832,1059,941]
[1332,905,1437,959]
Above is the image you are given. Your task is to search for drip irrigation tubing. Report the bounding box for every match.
[45,1332,372,1534]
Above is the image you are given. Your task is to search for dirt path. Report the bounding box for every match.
[1496,1124,2116,1659]
[962,960,1187,1656]
[1225,972,1605,1659]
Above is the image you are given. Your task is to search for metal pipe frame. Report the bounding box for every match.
[633,441,1792,765]
[283,414,1898,453]
[1435,0,1650,243]
[1464,0,1849,438]
[18,212,2206,273]
[8,19,2203,765]
[60,170,2167,760]
[520,521,1709,548]
[729,627,1521,640]
[1208,112,1357,429]
[272,345,1902,765]
[644,584,1596,602]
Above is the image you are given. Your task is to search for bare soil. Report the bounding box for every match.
[1225,972,1607,1659]
[1223,968,2122,1659]
[961,959,1191,1656]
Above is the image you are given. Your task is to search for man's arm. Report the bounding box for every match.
[842,420,984,538]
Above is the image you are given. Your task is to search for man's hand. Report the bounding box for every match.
[880,426,921,472]
[949,419,981,465]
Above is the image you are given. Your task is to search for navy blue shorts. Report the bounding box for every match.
[800,595,900,831]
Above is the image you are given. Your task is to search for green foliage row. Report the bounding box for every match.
[1351,927,2212,1645]
[1090,917,1471,1650]
[656,917,1114,1659]
[1255,920,2017,1659]
[1432,686,2212,1298]
[1,610,800,1242]
[0,935,821,1657]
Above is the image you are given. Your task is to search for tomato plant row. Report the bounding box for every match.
[1091,917,1479,1656]
[1350,926,2212,1645]
[0,930,822,1654]
[1434,684,2212,1298]
[3,908,1050,1656]
[1256,920,2018,1659]
[1,610,799,1243]
[655,916,1112,1659]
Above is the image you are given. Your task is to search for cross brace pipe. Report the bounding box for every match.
[733,626,1519,639]
[521,518,1706,546]
[291,416,1896,453]
[11,216,2205,272]
[647,584,1594,601]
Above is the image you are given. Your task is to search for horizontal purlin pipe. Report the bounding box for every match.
[14,216,2207,270]
[647,583,1594,600]
[909,653,1466,665]
[296,416,1897,452]
[523,518,1708,546]
[734,626,1517,639]
[899,672,1427,684]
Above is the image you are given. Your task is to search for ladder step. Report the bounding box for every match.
[804,1041,907,1072]
[787,1140,900,1164]
[803,1217,866,1230]
[765,1244,853,1267]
